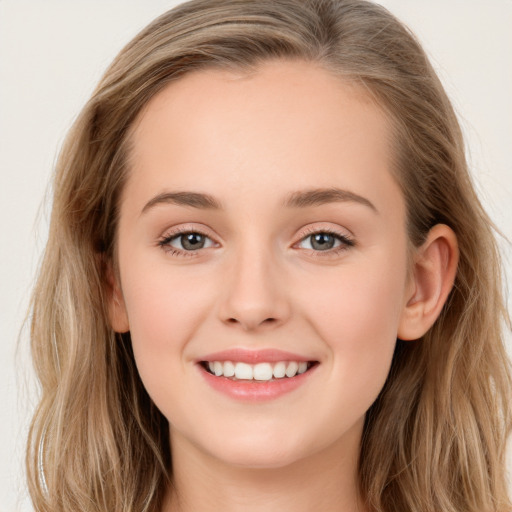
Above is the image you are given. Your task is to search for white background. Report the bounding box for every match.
[1,1,511,510]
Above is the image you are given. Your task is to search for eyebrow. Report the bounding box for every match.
[141,191,222,214]
[283,187,378,213]
[140,187,378,215]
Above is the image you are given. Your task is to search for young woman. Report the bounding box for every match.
[26,1,512,511]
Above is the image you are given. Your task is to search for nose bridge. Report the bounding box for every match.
[218,232,290,331]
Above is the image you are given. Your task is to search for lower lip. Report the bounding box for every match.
[197,363,318,402]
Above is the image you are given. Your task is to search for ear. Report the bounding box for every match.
[398,224,459,340]
[104,259,130,333]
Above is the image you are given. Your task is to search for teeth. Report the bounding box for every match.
[253,363,273,381]
[204,360,312,381]
[223,361,235,377]
[213,361,223,377]
[285,361,298,378]
[273,361,286,378]
[234,362,253,380]
[298,362,308,374]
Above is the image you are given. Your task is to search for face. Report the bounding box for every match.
[112,60,412,469]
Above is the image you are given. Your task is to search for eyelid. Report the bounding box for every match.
[160,223,215,238]
[157,224,219,256]
[296,223,354,240]
[293,224,356,257]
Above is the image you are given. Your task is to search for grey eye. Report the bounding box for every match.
[299,233,342,251]
[310,233,336,250]
[169,232,214,251]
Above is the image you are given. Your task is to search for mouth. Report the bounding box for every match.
[196,348,320,401]
[199,360,319,382]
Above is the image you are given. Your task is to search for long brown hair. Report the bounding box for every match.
[27,1,512,511]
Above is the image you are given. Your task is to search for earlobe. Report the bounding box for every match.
[104,260,130,333]
[398,224,459,341]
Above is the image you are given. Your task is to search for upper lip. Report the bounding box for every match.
[197,348,317,364]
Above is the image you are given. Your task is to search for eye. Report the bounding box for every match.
[158,229,216,255]
[296,229,355,255]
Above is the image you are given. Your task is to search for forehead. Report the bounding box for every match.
[124,59,402,220]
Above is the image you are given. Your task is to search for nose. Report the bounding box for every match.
[217,242,291,332]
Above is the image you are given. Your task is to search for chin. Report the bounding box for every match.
[220,450,302,470]
[206,432,312,470]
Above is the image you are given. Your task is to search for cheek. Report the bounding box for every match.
[120,264,214,376]
[306,251,406,328]
[302,252,407,397]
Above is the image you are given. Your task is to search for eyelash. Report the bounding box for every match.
[157,226,355,259]
[298,226,355,258]
[158,228,216,258]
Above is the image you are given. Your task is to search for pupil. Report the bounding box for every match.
[311,233,334,250]
[182,233,204,250]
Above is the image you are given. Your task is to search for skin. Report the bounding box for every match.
[108,59,458,512]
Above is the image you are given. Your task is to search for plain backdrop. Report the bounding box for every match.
[1,1,511,510]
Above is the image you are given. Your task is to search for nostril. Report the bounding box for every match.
[223,316,280,331]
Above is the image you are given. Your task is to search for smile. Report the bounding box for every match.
[197,349,320,401]
[201,360,316,381]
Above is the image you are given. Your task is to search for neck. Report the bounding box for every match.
[162,420,367,512]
